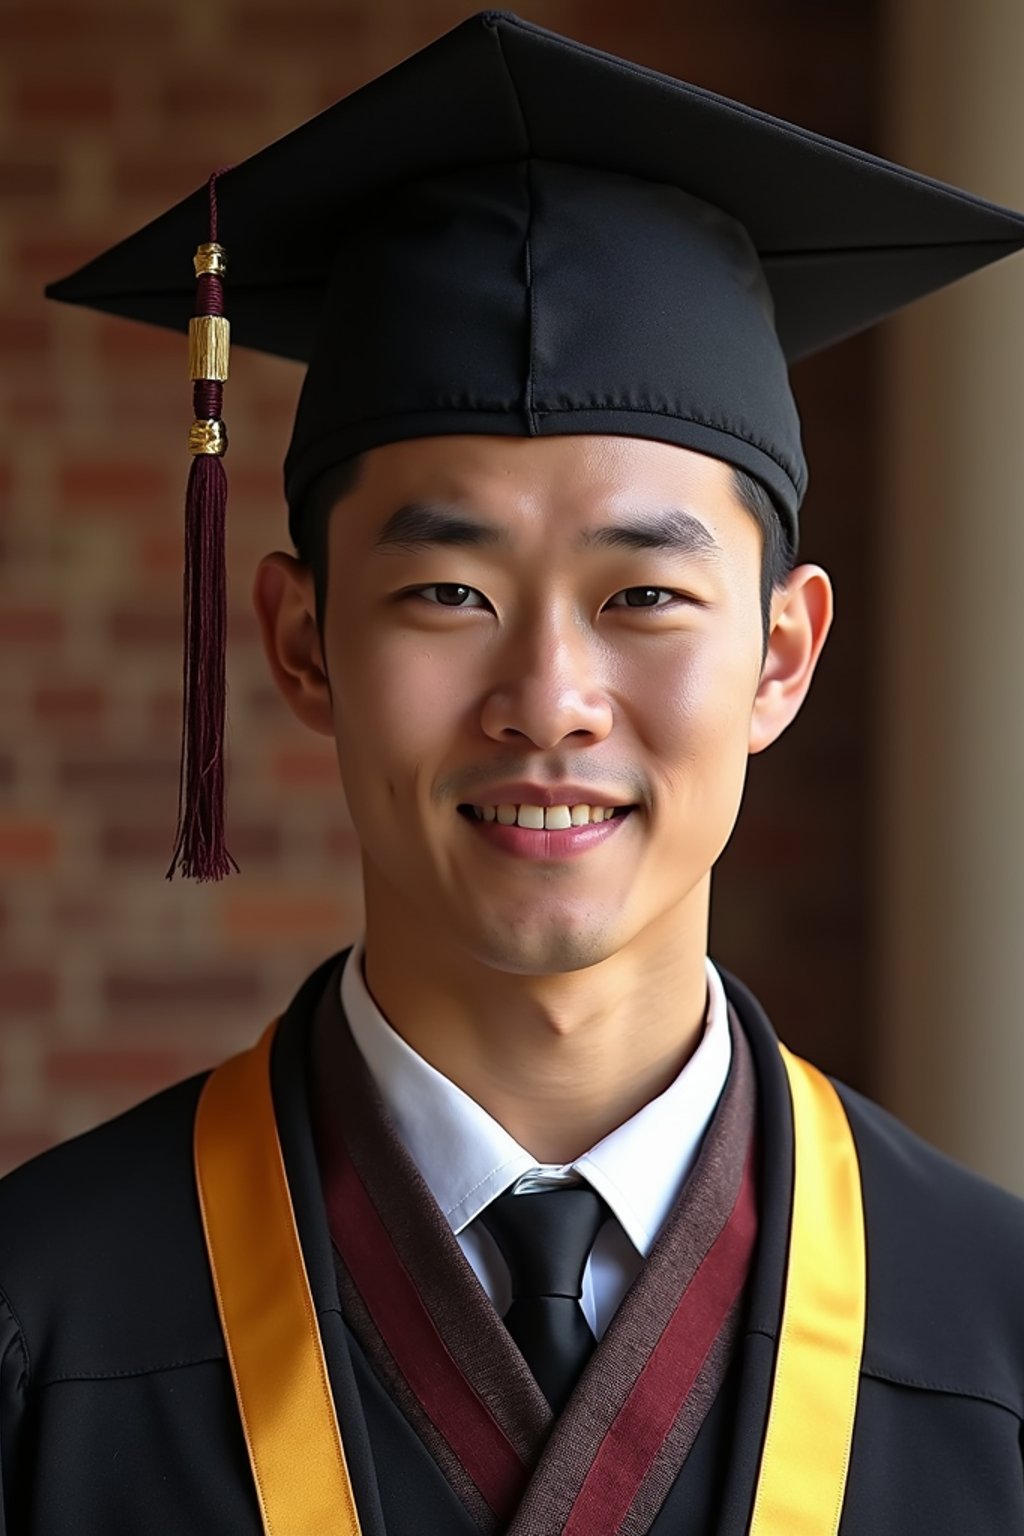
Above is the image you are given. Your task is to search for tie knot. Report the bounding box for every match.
[481,1185,607,1301]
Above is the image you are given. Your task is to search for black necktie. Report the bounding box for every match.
[480,1184,608,1416]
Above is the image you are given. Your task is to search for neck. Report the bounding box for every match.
[359,883,711,1164]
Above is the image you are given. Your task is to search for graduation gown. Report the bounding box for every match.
[1,949,1023,1534]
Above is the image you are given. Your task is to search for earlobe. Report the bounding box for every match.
[748,565,833,755]
[252,552,335,738]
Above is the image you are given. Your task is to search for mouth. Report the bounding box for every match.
[456,801,637,861]
[457,803,636,828]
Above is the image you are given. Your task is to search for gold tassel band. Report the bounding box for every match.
[194,242,228,277]
[189,315,230,382]
[189,418,228,456]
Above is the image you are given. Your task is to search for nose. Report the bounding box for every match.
[478,611,614,750]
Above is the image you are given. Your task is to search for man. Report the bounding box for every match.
[3,12,1024,1534]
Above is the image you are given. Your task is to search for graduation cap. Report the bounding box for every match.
[47,10,1024,882]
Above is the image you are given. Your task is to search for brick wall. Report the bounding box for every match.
[0,0,879,1173]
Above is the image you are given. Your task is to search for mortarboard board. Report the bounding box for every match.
[46,9,1024,880]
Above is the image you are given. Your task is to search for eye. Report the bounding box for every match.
[606,586,685,609]
[413,583,489,609]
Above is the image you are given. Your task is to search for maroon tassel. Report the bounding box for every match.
[166,172,239,881]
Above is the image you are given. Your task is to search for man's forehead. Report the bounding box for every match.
[333,435,727,537]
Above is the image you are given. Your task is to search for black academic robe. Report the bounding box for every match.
[1,949,1023,1534]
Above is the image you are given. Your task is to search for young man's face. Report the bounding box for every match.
[258,433,830,978]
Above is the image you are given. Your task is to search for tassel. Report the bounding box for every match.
[166,173,239,881]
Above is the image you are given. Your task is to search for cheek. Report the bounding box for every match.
[328,618,468,786]
[625,635,756,818]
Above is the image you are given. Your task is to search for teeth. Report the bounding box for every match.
[471,802,623,827]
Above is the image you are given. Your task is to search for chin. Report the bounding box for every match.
[462,909,628,978]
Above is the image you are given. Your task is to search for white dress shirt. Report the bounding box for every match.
[339,939,732,1341]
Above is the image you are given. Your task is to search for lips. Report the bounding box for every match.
[460,801,635,859]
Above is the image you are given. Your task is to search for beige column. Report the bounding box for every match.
[878,0,1024,1193]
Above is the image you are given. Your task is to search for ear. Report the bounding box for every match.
[252,552,335,738]
[748,564,834,754]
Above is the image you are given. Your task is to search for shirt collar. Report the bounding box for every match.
[339,937,732,1257]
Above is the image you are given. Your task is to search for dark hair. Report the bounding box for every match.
[730,465,798,661]
[296,453,795,663]
[297,456,364,637]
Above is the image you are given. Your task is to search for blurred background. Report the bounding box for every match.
[2,0,1023,1189]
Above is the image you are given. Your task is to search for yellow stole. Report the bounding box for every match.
[194,1024,866,1536]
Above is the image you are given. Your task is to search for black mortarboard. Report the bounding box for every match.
[46,9,1024,879]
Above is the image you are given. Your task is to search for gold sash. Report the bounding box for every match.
[195,1022,866,1536]
[749,1044,867,1536]
[194,1022,363,1536]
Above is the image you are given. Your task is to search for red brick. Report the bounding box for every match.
[230,465,286,506]
[97,380,184,430]
[0,608,64,644]
[248,392,299,429]
[33,685,107,723]
[112,157,214,205]
[138,533,183,576]
[15,237,111,285]
[307,78,362,116]
[101,820,281,864]
[6,392,60,427]
[0,160,62,200]
[221,892,353,943]
[96,318,184,364]
[107,607,181,646]
[159,75,268,123]
[52,896,111,932]
[273,748,341,789]
[58,753,179,793]
[58,460,171,509]
[0,820,57,869]
[45,1047,196,1090]
[103,969,264,1014]
[149,687,184,727]
[0,968,58,1013]
[14,78,119,125]
[0,314,50,355]
[0,3,175,46]
[228,2,367,47]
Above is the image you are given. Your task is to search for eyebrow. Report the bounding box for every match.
[373,503,512,551]
[579,509,722,560]
[372,502,723,561]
